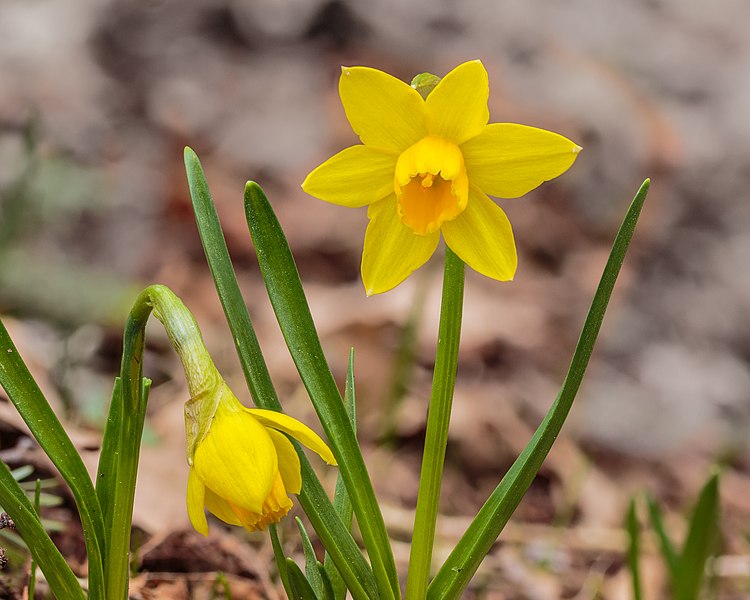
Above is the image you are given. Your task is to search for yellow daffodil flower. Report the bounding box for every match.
[143,285,336,535]
[186,384,336,535]
[302,60,581,294]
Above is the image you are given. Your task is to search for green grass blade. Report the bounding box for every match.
[0,460,85,599]
[626,497,643,600]
[676,471,720,600]
[0,318,106,599]
[646,494,679,582]
[324,350,357,600]
[245,180,399,600]
[428,180,651,600]
[297,517,326,600]
[287,558,321,600]
[184,149,377,600]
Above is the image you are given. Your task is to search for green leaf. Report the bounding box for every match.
[103,374,151,600]
[323,350,357,600]
[319,565,336,600]
[297,517,327,600]
[96,377,122,524]
[626,497,643,600]
[0,318,106,599]
[28,479,41,599]
[675,471,720,600]
[270,525,294,600]
[646,494,679,582]
[0,460,85,599]
[287,558,321,600]
[184,148,378,600]
[428,180,651,600]
[245,180,399,600]
[406,247,465,600]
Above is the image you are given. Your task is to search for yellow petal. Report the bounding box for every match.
[302,145,397,207]
[204,487,243,526]
[461,123,581,198]
[442,187,517,281]
[186,468,208,536]
[339,66,427,152]
[362,195,440,294]
[266,428,302,494]
[425,60,489,144]
[193,405,277,513]
[247,408,337,466]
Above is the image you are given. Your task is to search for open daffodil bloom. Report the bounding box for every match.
[186,384,337,535]
[302,60,581,294]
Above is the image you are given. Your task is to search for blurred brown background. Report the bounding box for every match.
[1,0,750,598]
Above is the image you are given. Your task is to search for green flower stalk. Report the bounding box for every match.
[104,284,335,599]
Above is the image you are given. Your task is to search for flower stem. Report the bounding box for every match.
[406,247,465,600]
[105,284,215,599]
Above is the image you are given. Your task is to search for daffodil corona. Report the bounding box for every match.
[302,60,581,294]
[186,383,336,535]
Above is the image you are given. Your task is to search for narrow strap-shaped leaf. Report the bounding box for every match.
[184,149,377,600]
[646,494,679,582]
[184,147,278,407]
[99,376,150,597]
[319,565,336,600]
[96,377,121,523]
[287,558,321,600]
[428,180,651,600]
[27,478,41,599]
[245,180,399,600]
[406,247,464,600]
[270,525,294,599]
[297,517,327,600]
[676,471,720,600]
[0,460,85,599]
[0,318,106,599]
[626,497,643,600]
[324,350,357,600]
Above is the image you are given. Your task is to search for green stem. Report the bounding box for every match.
[427,180,650,599]
[405,247,465,600]
[106,284,210,599]
[105,292,150,599]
